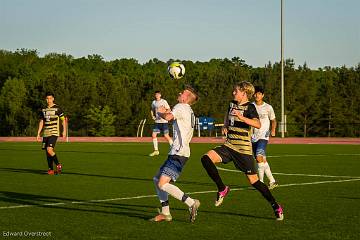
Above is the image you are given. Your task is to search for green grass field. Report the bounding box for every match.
[0,142,359,240]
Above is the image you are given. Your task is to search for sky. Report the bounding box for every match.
[1,0,359,69]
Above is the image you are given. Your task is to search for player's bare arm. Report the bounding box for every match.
[150,110,156,120]
[222,112,229,135]
[231,109,261,129]
[271,118,277,136]
[157,106,174,121]
[61,117,67,140]
[36,119,44,142]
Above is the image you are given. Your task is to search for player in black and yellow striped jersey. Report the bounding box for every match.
[200,81,284,220]
[36,92,66,175]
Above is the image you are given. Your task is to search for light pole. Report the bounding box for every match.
[281,0,285,138]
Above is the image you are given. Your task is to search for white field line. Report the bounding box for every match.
[216,167,359,178]
[1,178,360,210]
[267,153,360,158]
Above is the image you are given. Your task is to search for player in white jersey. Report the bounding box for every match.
[150,86,200,223]
[149,91,173,156]
[252,86,278,189]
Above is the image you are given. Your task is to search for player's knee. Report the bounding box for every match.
[256,155,264,163]
[46,147,54,155]
[158,182,167,190]
[248,175,259,185]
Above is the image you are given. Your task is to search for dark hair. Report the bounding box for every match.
[45,92,55,97]
[154,90,161,94]
[254,86,264,94]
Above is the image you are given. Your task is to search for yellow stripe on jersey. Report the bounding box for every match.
[227,134,251,141]
[42,105,63,137]
[224,142,253,155]
[228,126,250,134]
[45,120,59,125]
[228,139,251,145]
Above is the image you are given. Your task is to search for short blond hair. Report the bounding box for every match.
[184,85,199,105]
[234,81,255,98]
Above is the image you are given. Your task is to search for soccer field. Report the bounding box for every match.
[0,142,359,240]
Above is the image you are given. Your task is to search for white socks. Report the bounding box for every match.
[258,162,265,182]
[264,162,276,183]
[160,183,195,207]
[153,138,158,151]
[153,176,168,202]
[154,176,170,215]
[161,204,170,215]
[153,138,173,151]
[258,162,276,183]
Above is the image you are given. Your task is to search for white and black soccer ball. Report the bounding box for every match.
[168,62,185,79]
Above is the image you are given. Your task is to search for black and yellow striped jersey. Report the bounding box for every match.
[39,104,65,137]
[224,101,259,156]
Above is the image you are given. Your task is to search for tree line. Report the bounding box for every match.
[0,49,359,137]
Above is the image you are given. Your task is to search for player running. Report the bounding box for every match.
[36,92,66,175]
[149,90,173,156]
[252,86,278,189]
[150,86,200,223]
[200,82,284,220]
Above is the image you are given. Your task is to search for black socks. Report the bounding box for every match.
[52,155,59,165]
[201,155,226,192]
[46,154,53,170]
[46,154,59,170]
[252,180,277,207]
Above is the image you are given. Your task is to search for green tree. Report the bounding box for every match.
[85,106,116,136]
[0,77,31,135]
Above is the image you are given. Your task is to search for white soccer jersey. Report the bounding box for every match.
[169,103,195,158]
[151,99,170,123]
[251,102,276,142]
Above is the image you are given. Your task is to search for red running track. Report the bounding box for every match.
[0,137,359,145]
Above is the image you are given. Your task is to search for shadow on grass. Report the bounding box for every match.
[0,190,79,206]
[0,190,273,221]
[0,167,217,187]
[0,147,149,158]
[0,167,46,175]
[336,196,360,200]
[0,190,152,220]
[0,148,38,153]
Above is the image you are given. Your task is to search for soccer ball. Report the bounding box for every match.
[168,62,185,79]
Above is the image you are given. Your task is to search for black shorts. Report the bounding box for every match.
[213,145,257,175]
[42,136,58,150]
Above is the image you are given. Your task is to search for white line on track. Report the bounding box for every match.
[1,178,359,210]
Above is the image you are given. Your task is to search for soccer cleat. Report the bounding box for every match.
[56,163,62,174]
[274,204,284,221]
[269,182,279,190]
[149,150,160,157]
[189,199,200,223]
[47,170,55,175]
[149,213,172,222]
[215,186,230,207]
